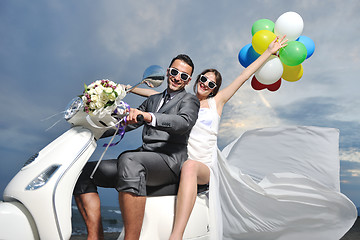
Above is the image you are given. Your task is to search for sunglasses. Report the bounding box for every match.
[168,68,191,81]
[199,75,217,89]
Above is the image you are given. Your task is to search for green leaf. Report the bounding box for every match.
[84,83,88,93]
[105,101,114,108]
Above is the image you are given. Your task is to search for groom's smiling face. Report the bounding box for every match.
[167,59,192,93]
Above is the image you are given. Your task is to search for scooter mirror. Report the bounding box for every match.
[64,97,83,120]
[126,65,165,92]
[142,65,165,87]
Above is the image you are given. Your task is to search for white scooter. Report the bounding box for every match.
[0,66,210,240]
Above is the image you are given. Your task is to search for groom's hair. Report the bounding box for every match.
[169,54,194,76]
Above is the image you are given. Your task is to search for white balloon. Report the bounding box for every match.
[255,55,283,85]
[274,11,304,41]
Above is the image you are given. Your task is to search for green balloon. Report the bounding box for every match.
[279,41,307,66]
[251,19,275,36]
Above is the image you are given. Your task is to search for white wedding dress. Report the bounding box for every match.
[187,97,357,240]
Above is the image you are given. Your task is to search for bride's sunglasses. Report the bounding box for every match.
[168,68,191,81]
[199,75,217,89]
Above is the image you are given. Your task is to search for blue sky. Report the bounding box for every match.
[1,0,359,208]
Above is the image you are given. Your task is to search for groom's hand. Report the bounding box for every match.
[126,108,152,124]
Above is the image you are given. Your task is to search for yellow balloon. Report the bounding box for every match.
[282,63,303,82]
[252,30,276,54]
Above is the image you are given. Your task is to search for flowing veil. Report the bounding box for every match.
[217,126,357,240]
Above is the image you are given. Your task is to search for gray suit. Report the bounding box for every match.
[127,89,200,176]
[73,89,200,196]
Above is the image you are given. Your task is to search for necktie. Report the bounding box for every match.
[159,93,170,110]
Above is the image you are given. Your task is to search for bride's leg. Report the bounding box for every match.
[169,160,210,240]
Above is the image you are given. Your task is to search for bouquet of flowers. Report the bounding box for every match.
[81,79,126,118]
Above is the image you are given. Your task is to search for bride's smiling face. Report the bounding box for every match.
[197,72,217,98]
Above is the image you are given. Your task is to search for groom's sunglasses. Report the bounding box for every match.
[168,68,191,81]
[199,75,217,89]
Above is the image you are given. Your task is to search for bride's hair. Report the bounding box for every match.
[193,69,222,98]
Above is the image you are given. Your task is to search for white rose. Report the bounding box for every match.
[116,85,126,99]
[88,88,96,95]
[95,85,104,94]
[104,87,113,94]
[96,101,104,109]
[100,93,108,102]
[91,94,99,102]
[109,92,116,101]
[88,80,99,88]
[89,102,96,109]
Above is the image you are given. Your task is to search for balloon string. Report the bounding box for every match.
[103,122,126,147]
[90,126,119,179]
[90,102,130,179]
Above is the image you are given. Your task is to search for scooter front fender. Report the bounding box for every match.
[0,201,39,240]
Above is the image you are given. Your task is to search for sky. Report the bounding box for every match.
[1,0,359,208]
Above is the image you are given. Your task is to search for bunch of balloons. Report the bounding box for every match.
[238,11,315,91]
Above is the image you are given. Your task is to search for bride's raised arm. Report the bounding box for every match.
[214,35,287,115]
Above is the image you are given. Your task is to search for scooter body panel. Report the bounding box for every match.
[0,201,38,240]
[118,193,210,240]
[3,126,96,240]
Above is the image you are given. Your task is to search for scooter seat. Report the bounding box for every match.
[146,184,209,197]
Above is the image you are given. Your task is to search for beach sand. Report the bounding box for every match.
[70,218,360,240]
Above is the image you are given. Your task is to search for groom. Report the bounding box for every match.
[73,54,200,239]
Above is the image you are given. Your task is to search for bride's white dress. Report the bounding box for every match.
[187,97,357,240]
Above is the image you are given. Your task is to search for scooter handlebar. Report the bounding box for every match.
[136,114,144,123]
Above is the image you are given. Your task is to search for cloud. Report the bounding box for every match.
[346,169,360,177]
[275,97,360,149]
[340,161,360,184]
[340,151,360,196]
[276,97,340,123]
[218,87,284,148]
[340,148,360,163]
[1,0,360,207]
[95,1,179,57]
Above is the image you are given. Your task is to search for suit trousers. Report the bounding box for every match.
[73,150,179,196]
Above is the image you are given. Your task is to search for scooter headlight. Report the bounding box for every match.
[25,165,61,190]
[64,97,83,121]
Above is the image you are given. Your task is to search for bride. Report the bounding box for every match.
[129,36,357,239]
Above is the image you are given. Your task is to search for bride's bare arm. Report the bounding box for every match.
[214,35,288,115]
[126,85,160,97]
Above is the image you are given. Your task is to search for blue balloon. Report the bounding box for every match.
[238,43,260,68]
[296,35,315,59]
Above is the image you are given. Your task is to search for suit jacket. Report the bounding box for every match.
[126,89,200,176]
